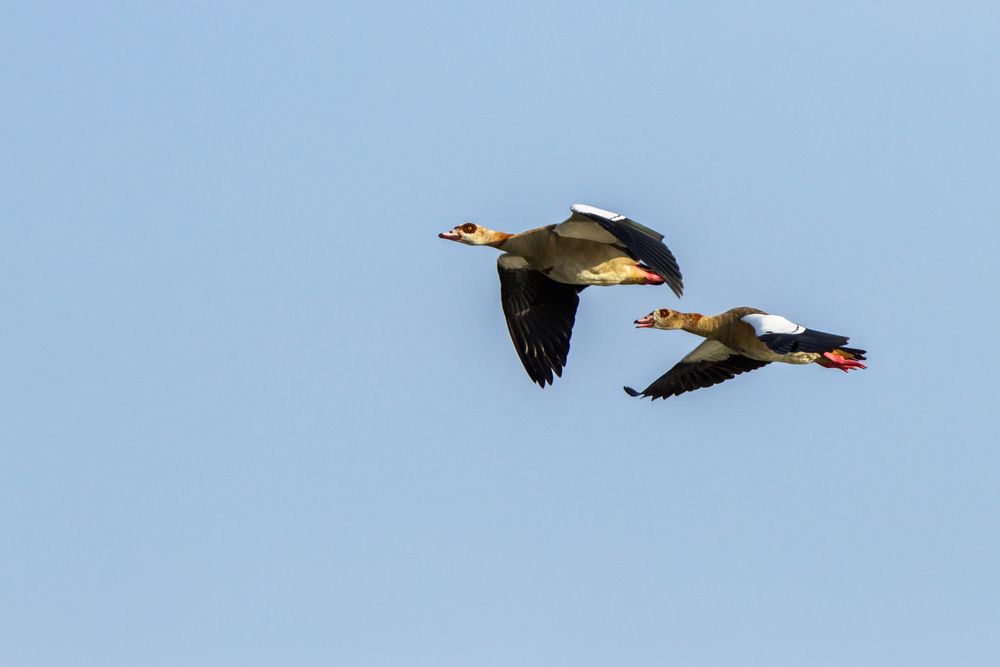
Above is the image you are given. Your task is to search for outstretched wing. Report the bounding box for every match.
[741,313,855,355]
[554,204,683,298]
[624,339,769,400]
[498,255,586,387]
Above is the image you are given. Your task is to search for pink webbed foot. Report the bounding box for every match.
[819,351,867,372]
[639,268,664,285]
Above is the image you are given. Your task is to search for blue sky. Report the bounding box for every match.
[3,2,999,665]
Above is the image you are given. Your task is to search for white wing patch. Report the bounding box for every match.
[570,203,626,222]
[680,339,738,364]
[741,313,805,336]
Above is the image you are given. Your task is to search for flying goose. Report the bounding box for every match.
[439,204,683,387]
[625,307,866,400]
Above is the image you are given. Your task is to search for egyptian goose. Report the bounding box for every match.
[439,204,683,387]
[625,307,866,400]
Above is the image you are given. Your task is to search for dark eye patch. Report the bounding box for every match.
[462,223,477,233]
[658,309,669,317]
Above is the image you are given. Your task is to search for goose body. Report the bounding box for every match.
[499,230,657,286]
[439,204,683,387]
[625,307,866,400]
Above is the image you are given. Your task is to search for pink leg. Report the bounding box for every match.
[818,351,867,372]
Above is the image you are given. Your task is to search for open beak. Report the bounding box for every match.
[634,314,655,328]
[438,230,461,240]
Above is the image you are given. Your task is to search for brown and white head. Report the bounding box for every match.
[635,308,687,330]
[438,222,510,246]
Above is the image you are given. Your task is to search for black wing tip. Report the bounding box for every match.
[529,367,562,388]
[624,386,660,400]
[668,278,684,299]
[527,368,554,388]
[840,346,867,360]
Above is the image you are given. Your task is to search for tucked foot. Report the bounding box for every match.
[635,266,665,285]
[818,351,867,372]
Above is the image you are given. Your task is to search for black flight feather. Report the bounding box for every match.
[625,355,770,400]
[498,262,585,387]
[574,209,684,298]
[757,328,850,355]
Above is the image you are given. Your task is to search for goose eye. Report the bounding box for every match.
[658,309,670,318]
[461,223,477,233]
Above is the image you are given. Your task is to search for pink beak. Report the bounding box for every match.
[438,230,460,240]
[635,314,655,328]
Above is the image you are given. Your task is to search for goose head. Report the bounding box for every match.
[635,308,686,330]
[438,222,508,246]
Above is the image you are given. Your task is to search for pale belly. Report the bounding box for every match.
[724,332,820,365]
[743,344,819,365]
[545,257,640,285]
[536,248,638,286]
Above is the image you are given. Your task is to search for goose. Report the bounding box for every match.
[439,204,683,387]
[625,307,866,400]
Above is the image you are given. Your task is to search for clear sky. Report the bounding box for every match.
[3,2,999,665]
